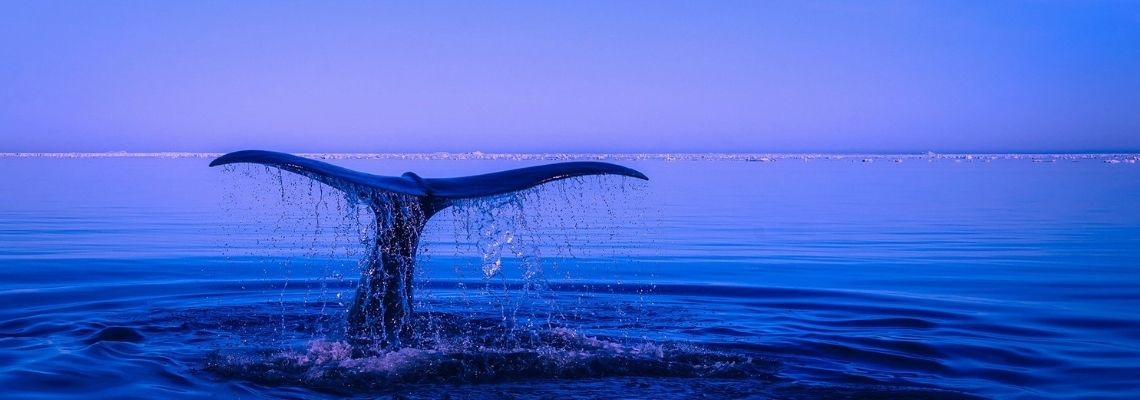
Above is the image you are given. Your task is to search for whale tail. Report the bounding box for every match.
[210,150,647,349]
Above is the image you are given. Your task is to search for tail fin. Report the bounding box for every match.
[210,149,647,205]
[210,150,647,350]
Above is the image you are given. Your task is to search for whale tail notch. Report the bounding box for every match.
[210,150,647,349]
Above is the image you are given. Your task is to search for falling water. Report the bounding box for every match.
[205,165,772,391]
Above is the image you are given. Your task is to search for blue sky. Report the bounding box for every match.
[2,1,1138,153]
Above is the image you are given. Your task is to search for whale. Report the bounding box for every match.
[210,150,648,349]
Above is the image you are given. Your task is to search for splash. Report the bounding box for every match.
[217,159,650,349]
[207,321,774,393]
[208,166,750,392]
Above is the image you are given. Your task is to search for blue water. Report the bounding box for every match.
[1,155,1138,399]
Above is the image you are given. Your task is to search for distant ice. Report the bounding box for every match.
[1,151,1137,164]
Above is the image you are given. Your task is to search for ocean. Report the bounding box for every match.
[1,154,1138,399]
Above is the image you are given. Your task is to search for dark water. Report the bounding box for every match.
[1,155,1138,399]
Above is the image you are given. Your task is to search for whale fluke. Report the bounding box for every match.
[210,150,647,200]
[211,150,647,350]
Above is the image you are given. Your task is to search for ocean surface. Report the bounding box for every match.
[1,154,1138,399]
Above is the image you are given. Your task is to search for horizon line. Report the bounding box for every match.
[2,151,1139,160]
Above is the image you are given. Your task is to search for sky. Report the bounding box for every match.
[1,1,1139,153]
